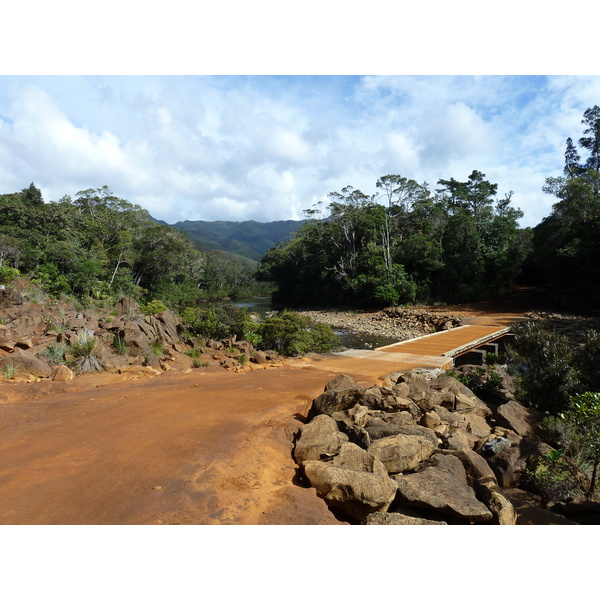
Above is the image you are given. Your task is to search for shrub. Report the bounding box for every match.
[520,450,580,507]
[0,362,17,380]
[38,342,67,365]
[257,311,337,356]
[509,321,577,414]
[181,304,256,341]
[69,331,104,374]
[561,392,600,499]
[0,265,20,285]
[151,340,164,357]
[111,333,128,356]
[142,299,169,316]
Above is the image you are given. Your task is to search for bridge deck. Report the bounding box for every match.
[302,324,511,381]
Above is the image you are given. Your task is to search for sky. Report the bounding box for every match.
[2,73,599,228]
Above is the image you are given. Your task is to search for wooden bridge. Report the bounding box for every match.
[306,322,513,381]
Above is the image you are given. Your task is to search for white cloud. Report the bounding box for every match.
[1,75,599,229]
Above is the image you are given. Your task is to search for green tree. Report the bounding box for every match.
[562,392,600,499]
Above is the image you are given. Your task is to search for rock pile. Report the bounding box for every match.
[299,308,463,342]
[0,292,277,381]
[293,369,586,525]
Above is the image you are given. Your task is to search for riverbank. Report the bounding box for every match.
[299,306,466,342]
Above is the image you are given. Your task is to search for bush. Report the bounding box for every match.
[181,304,256,341]
[69,331,104,373]
[509,321,577,414]
[520,450,580,507]
[0,265,20,285]
[38,342,67,365]
[257,311,337,356]
[142,299,169,315]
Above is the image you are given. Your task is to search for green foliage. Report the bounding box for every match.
[0,362,17,380]
[256,311,337,356]
[111,333,128,356]
[258,171,526,308]
[509,321,577,414]
[534,106,600,310]
[181,304,255,341]
[142,299,169,315]
[184,347,201,358]
[38,342,67,365]
[150,341,164,357]
[520,451,580,507]
[69,331,104,374]
[0,183,267,311]
[561,392,600,498]
[0,265,20,285]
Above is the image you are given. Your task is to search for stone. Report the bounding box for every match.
[52,364,74,382]
[442,448,498,486]
[394,466,493,523]
[463,412,492,439]
[303,460,398,521]
[481,437,511,456]
[486,446,526,488]
[325,374,363,393]
[0,348,52,378]
[332,442,388,477]
[364,512,447,525]
[474,477,517,525]
[368,433,437,474]
[454,393,492,418]
[429,453,468,484]
[309,387,365,418]
[494,400,543,438]
[294,414,348,465]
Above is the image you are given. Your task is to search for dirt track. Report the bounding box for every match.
[0,290,545,525]
[0,364,381,525]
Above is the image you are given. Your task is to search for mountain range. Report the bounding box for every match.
[162,218,306,263]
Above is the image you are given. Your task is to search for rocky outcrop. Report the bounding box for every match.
[293,369,560,525]
[0,293,274,380]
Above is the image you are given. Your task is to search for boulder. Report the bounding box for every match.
[51,365,74,382]
[368,433,437,474]
[325,374,363,393]
[332,442,388,477]
[429,453,468,484]
[364,512,447,525]
[303,460,398,521]
[486,446,526,488]
[474,477,517,525]
[442,448,498,486]
[294,414,348,465]
[494,401,543,438]
[394,466,493,523]
[309,387,365,418]
[0,348,52,378]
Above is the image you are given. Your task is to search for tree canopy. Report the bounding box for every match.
[257,171,528,308]
[0,184,267,307]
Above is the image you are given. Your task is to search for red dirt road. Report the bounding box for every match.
[0,365,378,525]
[0,291,540,526]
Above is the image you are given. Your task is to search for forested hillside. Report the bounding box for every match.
[257,105,600,310]
[0,185,269,308]
[170,219,306,261]
[257,172,530,308]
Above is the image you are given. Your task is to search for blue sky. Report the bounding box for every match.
[2,5,599,229]
[2,74,599,227]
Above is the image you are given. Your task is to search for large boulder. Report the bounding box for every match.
[364,512,447,525]
[294,415,348,465]
[309,384,366,418]
[494,401,543,438]
[0,348,52,378]
[394,466,494,523]
[303,460,398,521]
[368,432,437,474]
[332,442,388,477]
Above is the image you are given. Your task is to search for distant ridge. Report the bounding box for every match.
[168,219,306,261]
